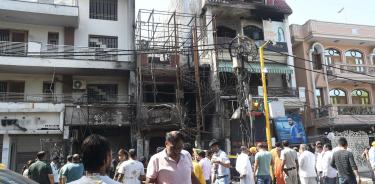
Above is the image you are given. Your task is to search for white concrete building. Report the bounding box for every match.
[0,0,135,172]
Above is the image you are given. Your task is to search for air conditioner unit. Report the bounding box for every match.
[72,80,86,90]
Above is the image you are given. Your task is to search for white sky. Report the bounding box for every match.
[136,0,375,26]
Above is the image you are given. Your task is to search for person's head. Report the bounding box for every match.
[288,118,294,126]
[315,141,322,147]
[275,142,283,151]
[371,141,375,148]
[249,147,257,155]
[316,145,323,153]
[165,131,184,158]
[282,140,290,147]
[128,149,137,160]
[72,154,80,163]
[36,151,46,160]
[27,160,34,167]
[156,147,165,153]
[206,150,213,159]
[117,149,128,162]
[299,144,308,152]
[67,155,73,163]
[209,139,220,153]
[240,146,249,154]
[323,143,332,151]
[257,143,267,151]
[81,134,112,174]
[139,156,146,164]
[52,156,59,163]
[338,137,348,148]
[197,150,206,160]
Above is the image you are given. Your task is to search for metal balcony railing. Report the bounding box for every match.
[0,41,125,61]
[221,86,299,97]
[0,92,134,104]
[314,104,375,119]
[9,0,78,6]
[330,63,375,75]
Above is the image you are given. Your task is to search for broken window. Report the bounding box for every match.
[243,25,264,41]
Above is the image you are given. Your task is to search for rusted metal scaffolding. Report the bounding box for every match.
[135,9,216,145]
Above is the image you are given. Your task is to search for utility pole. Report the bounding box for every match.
[193,18,203,149]
[259,40,272,150]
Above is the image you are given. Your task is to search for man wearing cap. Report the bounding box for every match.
[209,139,230,184]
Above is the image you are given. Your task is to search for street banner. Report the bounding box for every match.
[274,115,307,144]
[262,20,288,52]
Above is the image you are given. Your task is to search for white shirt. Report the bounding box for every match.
[199,157,211,180]
[369,147,375,168]
[118,159,145,184]
[212,150,230,176]
[298,151,317,178]
[68,175,121,184]
[315,152,324,172]
[280,147,298,169]
[321,151,337,178]
[50,162,59,183]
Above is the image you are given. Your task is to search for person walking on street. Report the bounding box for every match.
[270,142,285,184]
[116,149,145,184]
[321,144,337,184]
[185,143,206,184]
[198,150,212,184]
[236,146,255,184]
[59,154,84,184]
[280,140,298,184]
[69,134,121,184]
[145,130,200,184]
[366,141,375,183]
[254,143,273,184]
[28,151,54,184]
[315,142,324,184]
[50,156,60,184]
[209,139,231,184]
[298,144,317,184]
[330,137,360,184]
[22,160,35,178]
[113,149,128,180]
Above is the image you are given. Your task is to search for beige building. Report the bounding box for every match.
[291,20,375,138]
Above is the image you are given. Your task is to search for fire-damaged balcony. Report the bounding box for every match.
[314,105,375,128]
[138,104,181,129]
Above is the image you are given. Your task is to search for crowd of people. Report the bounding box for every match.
[19,131,375,184]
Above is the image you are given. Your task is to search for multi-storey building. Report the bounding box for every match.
[291,20,375,138]
[169,0,306,152]
[0,0,135,171]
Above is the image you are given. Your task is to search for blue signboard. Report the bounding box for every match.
[275,115,307,144]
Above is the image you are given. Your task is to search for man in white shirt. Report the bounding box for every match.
[50,156,60,184]
[321,143,337,184]
[280,140,298,184]
[116,149,145,184]
[315,144,324,183]
[235,146,255,184]
[209,139,231,184]
[298,144,317,184]
[198,150,212,184]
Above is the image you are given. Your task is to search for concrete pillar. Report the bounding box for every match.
[136,138,144,159]
[284,16,297,88]
[128,71,136,102]
[144,138,150,159]
[1,134,11,169]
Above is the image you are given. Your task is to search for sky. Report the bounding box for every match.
[136,0,375,26]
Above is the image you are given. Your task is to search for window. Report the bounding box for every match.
[351,89,370,105]
[87,84,118,103]
[345,50,364,72]
[329,89,347,104]
[216,26,236,38]
[89,0,118,21]
[143,84,176,103]
[89,35,118,48]
[43,82,55,94]
[325,48,341,65]
[312,48,323,70]
[89,35,118,61]
[243,25,264,41]
[315,88,324,107]
[47,32,59,45]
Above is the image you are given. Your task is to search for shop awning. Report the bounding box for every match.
[218,61,293,74]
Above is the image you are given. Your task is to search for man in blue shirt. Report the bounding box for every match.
[60,154,84,183]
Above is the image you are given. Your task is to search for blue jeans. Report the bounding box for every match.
[324,177,336,184]
[257,175,271,184]
[338,176,356,184]
[215,175,229,184]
